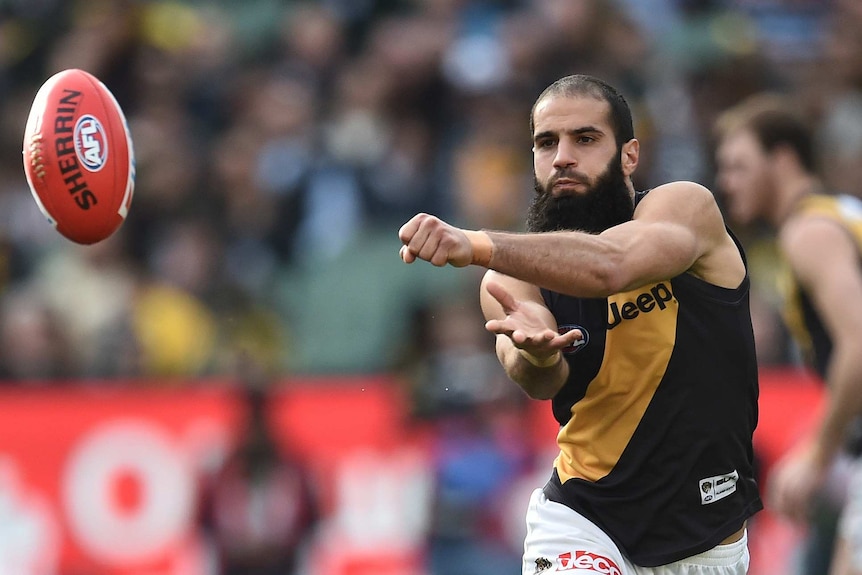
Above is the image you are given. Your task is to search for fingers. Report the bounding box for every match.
[558,327,584,348]
[399,245,416,264]
[542,327,583,350]
[486,315,582,341]
[398,214,427,264]
[398,213,427,245]
[486,320,584,351]
[513,328,557,347]
[398,213,444,266]
[485,280,517,313]
[766,455,821,524]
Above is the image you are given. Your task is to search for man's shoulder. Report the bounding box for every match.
[779,205,861,272]
[648,180,714,195]
[795,193,862,222]
[635,182,720,222]
[636,181,716,208]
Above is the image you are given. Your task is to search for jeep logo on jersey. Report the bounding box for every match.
[607,282,675,330]
[74,114,108,172]
[558,324,588,354]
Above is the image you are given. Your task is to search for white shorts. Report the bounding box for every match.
[523,488,750,575]
[839,458,862,570]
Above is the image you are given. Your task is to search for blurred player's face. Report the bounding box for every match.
[716,129,774,226]
[528,95,635,233]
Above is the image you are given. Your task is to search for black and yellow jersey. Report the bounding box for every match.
[540,191,763,567]
[781,194,862,378]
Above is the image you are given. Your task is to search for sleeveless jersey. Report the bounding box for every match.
[780,193,862,454]
[540,190,763,567]
[781,194,862,378]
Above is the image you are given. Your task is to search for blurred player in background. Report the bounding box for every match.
[197,367,319,575]
[399,74,762,574]
[715,95,862,575]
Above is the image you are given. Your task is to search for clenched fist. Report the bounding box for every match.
[398,213,478,267]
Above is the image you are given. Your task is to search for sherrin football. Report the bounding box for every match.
[22,68,135,244]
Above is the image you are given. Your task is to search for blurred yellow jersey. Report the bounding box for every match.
[781,194,862,377]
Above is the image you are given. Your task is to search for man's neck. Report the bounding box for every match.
[774,173,823,226]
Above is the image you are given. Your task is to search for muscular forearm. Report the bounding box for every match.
[484,230,624,298]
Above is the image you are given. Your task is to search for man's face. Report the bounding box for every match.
[715,129,773,226]
[528,94,634,233]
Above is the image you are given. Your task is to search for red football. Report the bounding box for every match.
[22,68,135,244]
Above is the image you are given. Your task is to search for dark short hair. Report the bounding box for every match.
[714,93,815,172]
[530,74,635,148]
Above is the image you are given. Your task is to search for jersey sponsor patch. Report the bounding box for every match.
[606,281,675,330]
[699,470,739,505]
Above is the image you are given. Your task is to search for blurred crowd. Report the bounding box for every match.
[2,1,861,574]
[0,0,860,383]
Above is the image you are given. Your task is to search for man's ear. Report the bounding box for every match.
[771,143,801,172]
[621,138,639,177]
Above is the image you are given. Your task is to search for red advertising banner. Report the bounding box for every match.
[0,369,825,575]
[0,383,239,574]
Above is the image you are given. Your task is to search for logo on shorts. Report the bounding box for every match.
[534,557,552,573]
[699,470,739,504]
[556,551,621,574]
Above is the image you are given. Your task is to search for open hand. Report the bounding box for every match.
[484,280,583,358]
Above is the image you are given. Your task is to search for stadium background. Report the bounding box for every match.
[0,0,853,574]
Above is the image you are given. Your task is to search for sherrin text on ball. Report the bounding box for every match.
[22,68,135,244]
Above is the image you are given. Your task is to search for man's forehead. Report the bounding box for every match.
[533,94,611,132]
[720,129,761,154]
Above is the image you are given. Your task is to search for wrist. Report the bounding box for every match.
[463,230,493,267]
[518,348,562,368]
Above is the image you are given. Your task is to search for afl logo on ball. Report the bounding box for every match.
[74,114,108,172]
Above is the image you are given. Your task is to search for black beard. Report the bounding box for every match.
[526,158,634,233]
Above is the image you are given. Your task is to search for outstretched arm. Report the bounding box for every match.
[398,181,744,296]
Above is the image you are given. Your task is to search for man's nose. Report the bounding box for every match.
[553,139,577,168]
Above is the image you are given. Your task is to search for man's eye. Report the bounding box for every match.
[537,140,555,148]
[578,136,595,144]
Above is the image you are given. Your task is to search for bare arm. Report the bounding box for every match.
[479,271,581,399]
[784,217,862,463]
[399,181,744,296]
[769,216,862,522]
